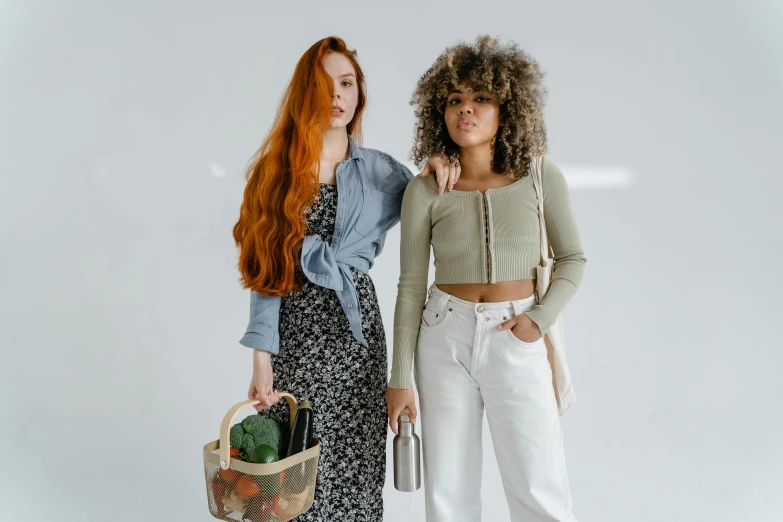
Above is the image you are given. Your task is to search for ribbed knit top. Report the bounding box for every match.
[389,158,586,389]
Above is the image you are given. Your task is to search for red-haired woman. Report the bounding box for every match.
[232,37,456,520]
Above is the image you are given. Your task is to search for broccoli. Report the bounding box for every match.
[229,423,245,448]
[229,414,283,458]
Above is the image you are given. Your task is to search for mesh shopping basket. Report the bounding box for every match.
[203,393,320,521]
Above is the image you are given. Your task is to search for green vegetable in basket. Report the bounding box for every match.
[248,444,280,464]
[230,415,283,458]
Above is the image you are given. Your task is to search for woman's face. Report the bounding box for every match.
[323,52,359,130]
[444,86,501,150]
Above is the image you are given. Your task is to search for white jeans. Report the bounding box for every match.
[415,285,577,522]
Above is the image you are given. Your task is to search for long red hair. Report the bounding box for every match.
[233,37,366,296]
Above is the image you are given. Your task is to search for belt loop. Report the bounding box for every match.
[437,288,451,312]
[510,299,523,317]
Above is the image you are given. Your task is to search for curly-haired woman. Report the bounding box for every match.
[387,36,586,521]
[233,36,456,521]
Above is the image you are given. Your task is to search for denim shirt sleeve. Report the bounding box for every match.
[381,153,415,218]
[364,148,414,194]
[393,158,415,190]
[239,290,281,354]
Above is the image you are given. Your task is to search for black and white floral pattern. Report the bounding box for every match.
[260,183,387,521]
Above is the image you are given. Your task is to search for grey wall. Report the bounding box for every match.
[1,1,781,520]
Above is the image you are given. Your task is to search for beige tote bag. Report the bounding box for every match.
[530,156,576,416]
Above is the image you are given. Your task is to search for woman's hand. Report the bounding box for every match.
[386,387,418,435]
[497,314,543,343]
[418,154,461,195]
[248,349,280,411]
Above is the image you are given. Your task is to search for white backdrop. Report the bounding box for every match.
[2,1,782,521]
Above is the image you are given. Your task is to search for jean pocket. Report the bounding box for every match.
[505,328,544,349]
[420,302,451,330]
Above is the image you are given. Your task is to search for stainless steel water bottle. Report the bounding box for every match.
[393,407,421,492]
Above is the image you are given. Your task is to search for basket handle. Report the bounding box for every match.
[219,392,298,470]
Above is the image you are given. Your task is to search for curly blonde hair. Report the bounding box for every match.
[410,35,547,178]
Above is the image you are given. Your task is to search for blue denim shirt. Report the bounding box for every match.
[239,137,415,354]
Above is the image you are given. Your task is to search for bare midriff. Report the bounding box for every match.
[436,280,535,303]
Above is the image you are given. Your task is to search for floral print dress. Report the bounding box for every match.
[260,183,388,521]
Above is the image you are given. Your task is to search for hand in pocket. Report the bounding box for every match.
[497,314,542,343]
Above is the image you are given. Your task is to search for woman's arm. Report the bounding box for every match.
[524,159,587,334]
[241,291,282,410]
[390,177,433,389]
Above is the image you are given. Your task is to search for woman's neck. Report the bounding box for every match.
[322,128,350,163]
[458,143,495,180]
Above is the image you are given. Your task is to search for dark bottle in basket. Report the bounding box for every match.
[393,407,421,491]
[283,398,314,494]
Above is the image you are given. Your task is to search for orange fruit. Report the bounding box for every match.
[235,475,262,499]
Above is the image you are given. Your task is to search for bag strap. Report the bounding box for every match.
[530,156,551,264]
